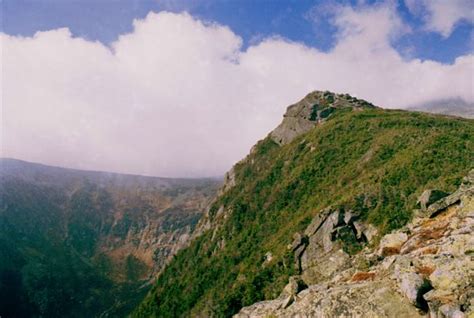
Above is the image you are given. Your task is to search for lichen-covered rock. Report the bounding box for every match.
[235,280,424,318]
[289,232,307,251]
[301,249,351,285]
[439,304,465,318]
[353,221,378,243]
[281,276,308,297]
[378,232,408,256]
[417,189,449,210]
[303,207,333,237]
[429,257,473,292]
[398,272,425,305]
[297,206,373,283]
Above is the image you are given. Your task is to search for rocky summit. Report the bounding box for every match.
[236,170,474,318]
[270,91,375,145]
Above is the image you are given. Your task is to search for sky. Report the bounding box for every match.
[1,0,473,177]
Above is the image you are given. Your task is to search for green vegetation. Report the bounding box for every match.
[0,160,219,318]
[134,108,473,317]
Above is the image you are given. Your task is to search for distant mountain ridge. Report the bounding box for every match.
[0,158,220,317]
[0,158,214,186]
[407,97,474,119]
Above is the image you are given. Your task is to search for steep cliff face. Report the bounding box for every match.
[236,170,473,317]
[133,91,473,317]
[0,159,219,317]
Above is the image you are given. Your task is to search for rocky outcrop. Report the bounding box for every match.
[417,189,449,211]
[235,170,473,318]
[270,91,376,145]
[292,206,376,285]
[193,92,377,241]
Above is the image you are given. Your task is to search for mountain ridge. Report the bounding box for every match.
[407,98,474,119]
[0,157,222,183]
[133,91,473,317]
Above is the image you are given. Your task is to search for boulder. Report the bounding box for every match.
[353,221,378,243]
[427,191,464,217]
[439,304,465,318]
[417,189,449,210]
[293,244,307,272]
[264,252,273,263]
[398,272,425,305]
[301,249,350,285]
[281,295,294,309]
[303,210,344,259]
[429,262,468,292]
[289,232,307,251]
[237,280,424,318]
[304,207,333,237]
[281,276,307,297]
[378,232,408,256]
[344,209,358,224]
[424,289,457,317]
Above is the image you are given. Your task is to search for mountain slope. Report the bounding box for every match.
[0,159,220,317]
[133,91,474,317]
[236,171,473,317]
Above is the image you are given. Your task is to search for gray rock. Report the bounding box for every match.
[304,207,333,237]
[398,272,425,304]
[293,243,307,272]
[426,188,469,217]
[417,189,449,210]
[289,232,307,251]
[429,259,472,292]
[378,232,408,256]
[311,209,344,254]
[219,167,236,194]
[281,276,307,297]
[344,209,358,224]
[353,221,378,243]
[281,295,294,309]
[237,280,424,318]
[264,252,273,263]
[270,91,377,145]
[301,249,350,285]
[439,304,465,318]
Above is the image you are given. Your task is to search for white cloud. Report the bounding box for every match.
[405,0,474,37]
[2,7,473,177]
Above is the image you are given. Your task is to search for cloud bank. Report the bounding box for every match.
[405,0,474,37]
[2,3,473,177]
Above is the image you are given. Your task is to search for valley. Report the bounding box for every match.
[0,159,220,317]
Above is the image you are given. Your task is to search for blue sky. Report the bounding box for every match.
[2,0,473,64]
